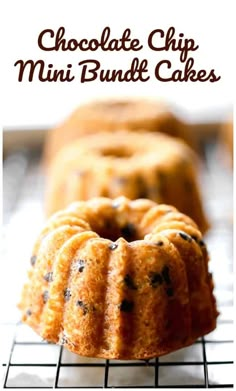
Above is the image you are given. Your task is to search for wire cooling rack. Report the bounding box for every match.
[1,139,234,388]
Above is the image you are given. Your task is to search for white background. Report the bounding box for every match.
[1,0,235,128]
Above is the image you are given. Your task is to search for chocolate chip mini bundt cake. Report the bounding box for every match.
[43,98,194,167]
[19,197,217,360]
[45,131,209,233]
[220,118,233,166]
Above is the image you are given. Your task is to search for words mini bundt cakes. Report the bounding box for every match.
[45,131,209,233]
[43,98,193,167]
[19,197,218,360]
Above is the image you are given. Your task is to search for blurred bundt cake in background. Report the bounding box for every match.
[45,130,209,233]
[43,98,196,167]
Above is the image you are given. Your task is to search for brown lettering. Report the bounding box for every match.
[14,59,75,82]
[38,26,143,53]
[148,27,199,62]
[154,60,172,82]
[79,58,149,83]
[79,59,100,82]
[155,57,221,83]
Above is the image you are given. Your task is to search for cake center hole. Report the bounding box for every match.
[91,218,139,242]
[100,147,133,158]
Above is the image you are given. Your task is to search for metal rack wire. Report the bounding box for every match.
[1,139,234,388]
[2,329,234,388]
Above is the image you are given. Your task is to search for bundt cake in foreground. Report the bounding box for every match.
[19,197,217,360]
[45,130,209,233]
[43,98,194,167]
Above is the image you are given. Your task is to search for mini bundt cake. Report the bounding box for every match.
[45,131,209,233]
[19,197,218,360]
[220,118,233,166]
[43,98,194,167]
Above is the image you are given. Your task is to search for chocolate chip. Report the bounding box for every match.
[30,255,37,266]
[26,309,32,316]
[91,305,96,312]
[60,335,68,345]
[191,235,205,247]
[43,290,49,303]
[73,259,86,272]
[64,288,71,302]
[199,239,205,247]
[76,300,89,315]
[155,241,164,246]
[119,299,134,312]
[109,242,118,250]
[166,287,174,297]
[179,232,192,242]
[121,223,136,241]
[162,266,171,284]
[124,274,137,290]
[43,272,53,282]
[149,272,163,288]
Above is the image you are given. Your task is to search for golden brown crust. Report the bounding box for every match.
[220,119,233,166]
[43,98,194,167]
[45,130,209,233]
[19,197,217,360]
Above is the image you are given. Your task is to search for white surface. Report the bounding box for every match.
[2,0,234,128]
